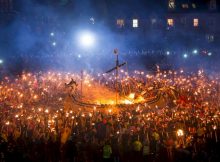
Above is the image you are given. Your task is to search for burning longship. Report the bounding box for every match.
[66,49,178,110]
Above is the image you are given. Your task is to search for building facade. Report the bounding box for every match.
[1,0,219,50]
[0,0,16,25]
[0,0,13,13]
[110,0,220,49]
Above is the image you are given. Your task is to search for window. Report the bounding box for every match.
[210,0,217,10]
[133,19,138,28]
[209,18,215,27]
[193,18,199,27]
[168,0,175,9]
[151,18,157,25]
[116,19,125,28]
[182,4,189,9]
[206,34,214,42]
[9,0,13,10]
[180,17,187,25]
[167,19,174,26]
[192,3,196,9]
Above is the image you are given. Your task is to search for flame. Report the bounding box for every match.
[96,100,115,105]
[128,93,135,99]
[123,99,133,105]
[135,96,145,103]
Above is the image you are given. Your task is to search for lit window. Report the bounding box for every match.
[192,3,196,9]
[182,4,189,9]
[133,19,138,28]
[167,19,174,26]
[116,19,125,28]
[193,18,199,27]
[168,0,175,9]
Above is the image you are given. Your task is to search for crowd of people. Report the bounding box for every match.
[0,70,219,162]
